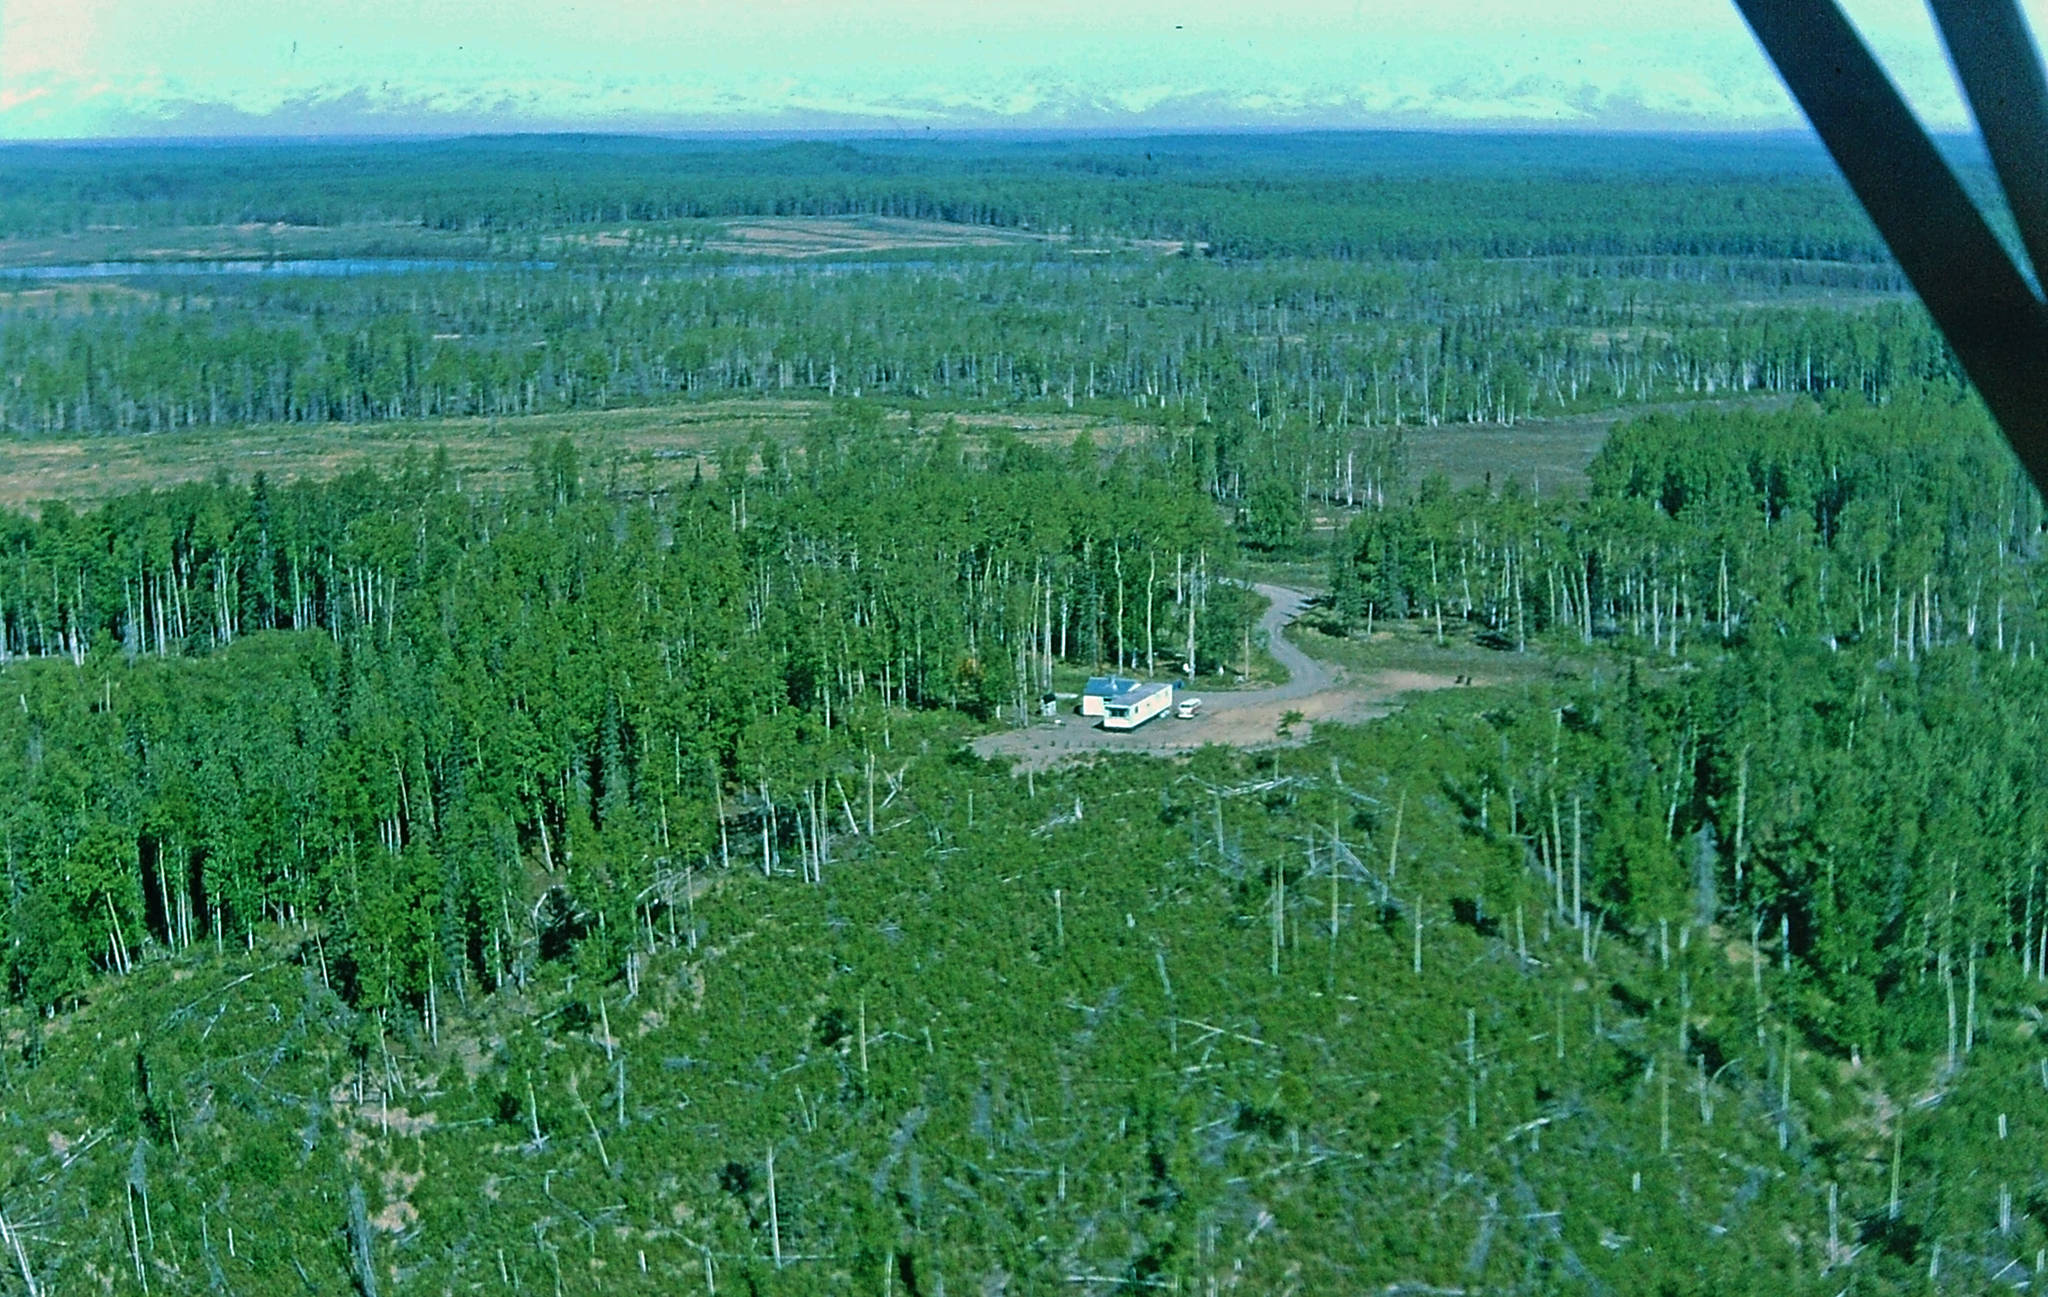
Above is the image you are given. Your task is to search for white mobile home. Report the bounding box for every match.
[1102,682,1174,730]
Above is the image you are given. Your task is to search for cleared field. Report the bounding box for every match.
[707,216,1048,257]
[703,215,1193,258]
[0,400,1161,511]
[0,392,1788,513]
[0,217,883,266]
[1401,393,1798,497]
[0,215,1192,270]
[1401,415,1619,498]
[0,222,497,267]
[973,584,1562,771]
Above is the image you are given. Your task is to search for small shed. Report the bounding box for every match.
[1102,682,1174,731]
[1079,675,1141,717]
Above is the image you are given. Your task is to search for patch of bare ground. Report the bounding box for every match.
[974,666,1467,773]
[373,1167,425,1232]
[330,1079,441,1138]
[325,1080,439,1231]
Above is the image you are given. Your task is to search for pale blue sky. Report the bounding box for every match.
[1,0,2040,139]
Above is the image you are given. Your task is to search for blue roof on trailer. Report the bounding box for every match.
[1082,675,1141,696]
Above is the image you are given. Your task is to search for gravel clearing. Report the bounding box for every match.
[972,584,1481,772]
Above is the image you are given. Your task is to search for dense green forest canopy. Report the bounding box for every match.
[6,134,2048,1294]
[0,414,1252,1010]
[3,394,2048,1291]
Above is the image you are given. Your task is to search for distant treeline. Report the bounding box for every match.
[0,132,1906,261]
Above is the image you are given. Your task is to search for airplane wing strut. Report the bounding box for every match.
[1736,0,2048,492]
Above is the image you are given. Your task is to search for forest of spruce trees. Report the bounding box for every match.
[2,133,2046,1295]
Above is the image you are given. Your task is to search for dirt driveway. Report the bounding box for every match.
[972,584,1472,771]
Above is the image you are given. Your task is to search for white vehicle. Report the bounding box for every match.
[1175,697,1203,719]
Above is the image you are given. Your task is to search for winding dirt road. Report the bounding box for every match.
[1220,583,1333,703]
[972,583,1463,771]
